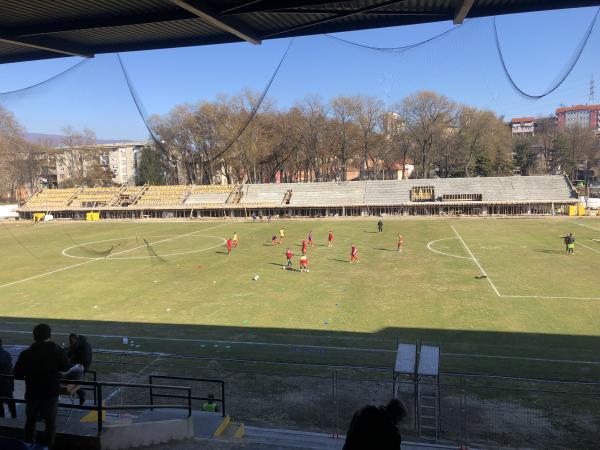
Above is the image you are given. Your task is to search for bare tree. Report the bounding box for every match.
[402,92,454,178]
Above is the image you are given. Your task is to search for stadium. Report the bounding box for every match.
[18,175,580,219]
[1,2,600,450]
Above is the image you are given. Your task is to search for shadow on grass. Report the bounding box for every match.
[329,258,349,263]
[534,249,566,254]
[2,316,600,381]
[374,248,395,252]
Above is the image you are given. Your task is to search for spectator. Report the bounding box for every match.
[0,338,16,419]
[343,399,407,450]
[13,324,70,450]
[201,394,219,413]
[65,333,92,405]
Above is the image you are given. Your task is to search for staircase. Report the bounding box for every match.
[282,189,293,205]
[129,183,149,205]
[66,186,85,206]
[108,185,128,206]
[417,382,439,441]
[226,185,243,204]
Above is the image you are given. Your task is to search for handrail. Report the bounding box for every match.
[149,375,225,417]
[0,374,193,434]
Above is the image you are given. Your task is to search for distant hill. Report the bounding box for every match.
[23,132,133,146]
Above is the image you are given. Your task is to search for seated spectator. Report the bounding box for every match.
[201,394,219,412]
[0,338,16,419]
[343,399,407,450]
[65,334,92,405]
[14,324,70,450]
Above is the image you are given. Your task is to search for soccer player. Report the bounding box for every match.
[567,233,575,255]
[300,253,309,272]
[279,227,285,244]
[328,230,334,248]
[377,220,383,233]
[397,234,404,252]
[561,233,575,255]
[226,238,232,255]
[271,235,277,246]
[233,232,238,248]
[285,248,294,269]
[301,239,307,255]
[308,231,314,246]
[350,244,359,263]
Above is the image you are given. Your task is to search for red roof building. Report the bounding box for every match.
[556,104,600,132]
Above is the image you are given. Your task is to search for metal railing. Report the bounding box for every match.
[148,375,226,417]
[0,375,193,435]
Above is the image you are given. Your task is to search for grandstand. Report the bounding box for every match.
[69,187,122,207]
[18,175,577,219]
[184,185,234,205]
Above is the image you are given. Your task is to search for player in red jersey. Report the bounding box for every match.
[308,231,314,247]
[350,244,359,263]
[284,248,294,269]
[299,254,309,272]
[301,239,307,255]
[226,238,233,255]
[328,230,334,248]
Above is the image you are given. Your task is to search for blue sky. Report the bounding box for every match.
[0,6,598,140]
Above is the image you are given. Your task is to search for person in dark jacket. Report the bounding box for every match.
[377,220,383,233]
[13,324,70,450]
[343,399,407,450]
[0,338,16,418]
[65,333,92,405]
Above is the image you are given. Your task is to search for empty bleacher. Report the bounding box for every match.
[288,182,366,206]
[25,188,79,208]
[364,176,574,204]
[240,184,290,205]
[136,185,189,206]
[184,185,232,205]
[18,176,576,218]
[70,187,121,207]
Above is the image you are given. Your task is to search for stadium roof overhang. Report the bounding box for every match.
[0,0,598,64]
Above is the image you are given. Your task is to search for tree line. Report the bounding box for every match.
[143,90,517,185]
[1,90,599,202]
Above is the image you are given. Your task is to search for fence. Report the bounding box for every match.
[87,351,600,448]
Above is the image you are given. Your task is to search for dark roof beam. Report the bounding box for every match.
[453,0,475,24]
[0,34,91,58]
[167,0,261,44]
[263,8,444,16]
[220,0,352,15]
[264,0,408,38]
[15,11,196,37]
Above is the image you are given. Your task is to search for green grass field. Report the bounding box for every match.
[1,216,600,379]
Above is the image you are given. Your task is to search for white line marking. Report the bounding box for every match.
[62,235,226,260]
[0,223,229,289]
[0,259,99,290]
[450,225,501,297]
[574,221,600,232]
[501,294,600,300]
[444,352,600,365]
[426,237,471,260]
[578,241,600,254]
[4,329,600,366]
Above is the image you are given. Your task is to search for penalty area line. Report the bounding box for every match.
[574,222,600,232]
[450,225,501,297]
[578,241,600,255]
[0,222,229,290]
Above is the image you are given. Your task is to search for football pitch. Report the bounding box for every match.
[1,216,600,379]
